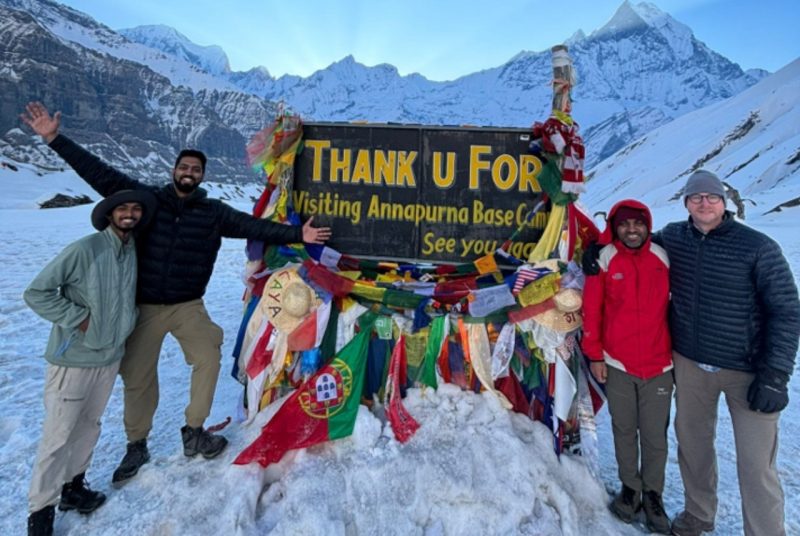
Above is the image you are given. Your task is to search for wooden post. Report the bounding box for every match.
[551,45,575,114]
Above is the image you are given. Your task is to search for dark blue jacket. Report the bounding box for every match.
[653,212,800,375]
[49,135,302,305]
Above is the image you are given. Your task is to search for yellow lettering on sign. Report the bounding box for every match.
[396,151,417,187]
[330,148,351,183]
[469,145,491,190]
[374,150,396,186]
[492,154,518,191]
[459,238,498,258]
[473,200,515,226]
[515,203,529,226]
[432,151,456,188]
[351,149,372,185]
[507,241,537,259]
[519,155,542,193]
[421,231,456,256]
[306,140,331,182]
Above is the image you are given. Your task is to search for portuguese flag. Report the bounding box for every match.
[234,315,374,468]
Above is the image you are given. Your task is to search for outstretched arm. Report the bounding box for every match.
[20,102,60,144]
[302,217,332,244]
[220,205,332,245]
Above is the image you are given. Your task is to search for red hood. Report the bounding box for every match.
[599,199,653,245]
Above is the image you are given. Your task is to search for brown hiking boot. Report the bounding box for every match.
[671,510,715,536]
[609,484,641,523]
[112,439,150,487]
[181,425,228,459]
[641,490,670,534]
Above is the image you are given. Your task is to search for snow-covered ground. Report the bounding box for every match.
[1,165,798,535]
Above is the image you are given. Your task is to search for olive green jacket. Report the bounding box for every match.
[24,227,138,367]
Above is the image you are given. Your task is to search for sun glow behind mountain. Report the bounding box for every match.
[55,0,800,80]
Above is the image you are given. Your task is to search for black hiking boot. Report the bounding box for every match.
[27,505,54,536]
[59,472,106,514]
[181,425,228,459]
[641,490,671,534]
[111,439,150,488]
[609,484,641,523]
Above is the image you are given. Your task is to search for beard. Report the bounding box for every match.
[173,174,200,194]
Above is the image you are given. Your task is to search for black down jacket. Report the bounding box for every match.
[50,135,302,305]
[653,213,800,375]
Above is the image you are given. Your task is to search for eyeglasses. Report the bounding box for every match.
[687,194,723,205]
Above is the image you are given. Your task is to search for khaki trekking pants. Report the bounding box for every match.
[29,361,119,513]
[674,351,785,536]
[605,366,673,494]
[119,299,224,441]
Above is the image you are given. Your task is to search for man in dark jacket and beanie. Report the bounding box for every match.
[585,170,800,535]
[659,170,800,536]
[21,102,332,487]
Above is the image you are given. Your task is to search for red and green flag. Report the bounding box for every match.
[234,315,375,468]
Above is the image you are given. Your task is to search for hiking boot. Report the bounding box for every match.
[59,472,106,514]
[111,439,150,487]
[671,510,715,536]
[181,425,228,459]
[609,484,641,523]
[641,490,670,534]
[27,505,54,536]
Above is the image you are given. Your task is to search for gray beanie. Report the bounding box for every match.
[684,170,726,200]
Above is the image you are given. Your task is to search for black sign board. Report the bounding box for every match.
[293,123,548,264]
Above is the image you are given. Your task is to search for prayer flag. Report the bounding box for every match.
[386,335,420,443]
[234,318,374,467]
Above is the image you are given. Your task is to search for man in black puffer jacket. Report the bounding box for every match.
[21,102,332,487]
[657,170,799,536]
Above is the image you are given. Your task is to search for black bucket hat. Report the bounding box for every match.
[91,189,157,231]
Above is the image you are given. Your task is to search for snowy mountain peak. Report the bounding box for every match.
[329,54,358,70]
[250,65,271,77]
[593,2,695,60]
[565,29,587,46]
[119,24,231,75]
[595,0,649,37]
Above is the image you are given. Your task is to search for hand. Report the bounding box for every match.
[590,361,607,384]
[581,241,603,276]
[747,367,789,413]
[20,102,61,144]
[302,216,332,244]
[78,314,90,333]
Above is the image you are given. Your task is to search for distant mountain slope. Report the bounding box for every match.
[117,2,765,167]
[0,0,773,181]
[581,59,800,220]
[0,0,278,184]
[119,24,232,77]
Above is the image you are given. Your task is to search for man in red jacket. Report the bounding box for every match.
[581,200,673,534]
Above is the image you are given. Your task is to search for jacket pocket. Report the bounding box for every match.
[54,330,78,358]
[81,315,114,350]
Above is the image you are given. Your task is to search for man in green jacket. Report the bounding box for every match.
[24,190,155,536]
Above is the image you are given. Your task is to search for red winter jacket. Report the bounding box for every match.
[581,199,672,379]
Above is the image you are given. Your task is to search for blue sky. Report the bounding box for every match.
[60,0,799,80]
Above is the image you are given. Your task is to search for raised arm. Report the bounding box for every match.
[20,102,148,197]
[20,102,60,143]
